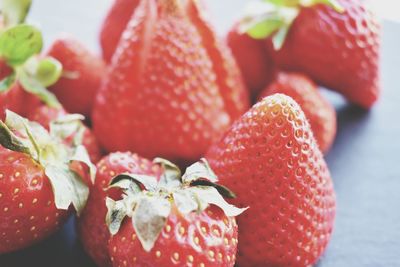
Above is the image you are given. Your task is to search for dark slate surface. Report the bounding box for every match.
[1,0,399,266]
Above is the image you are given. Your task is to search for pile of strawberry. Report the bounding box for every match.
[0,0,380,266]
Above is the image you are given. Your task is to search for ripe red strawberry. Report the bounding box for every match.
[27,105,102,163]
[100,0,140,63]
[47,35,107,117]
[227,22,275,97]
[186,1,249,120]
[245,0,381,108]
[259,72,336,153]
[106,159,245,267]
[206,94,336,266]
[93,0,232,162]
[78,152,161,267]
[0,111,93,254]
[0,146,70,253]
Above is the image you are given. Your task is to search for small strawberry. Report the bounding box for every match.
[100,0,140,63]
[93,0,232,162]
[106,158,246,267]
[47,35,107,117]
[78,152,161,267]
[206,94,336,266]
[259,72,336,153]
[0,110,95,254]
[27,105,102,163]
[227,22,275,97]
[243,0,381,108]
[186,0,250,120]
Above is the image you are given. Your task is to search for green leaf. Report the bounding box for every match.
[45,164,89,214]
[132,196,171,252]
[1,0,32,27]
[0,24,43,66]
[182,158,218,184]
[35,57,63,87]
[246,19,284,40]
[272,24,290,50]
[17,67,61,108]
[299,0,344,12]
[0,73,16,92]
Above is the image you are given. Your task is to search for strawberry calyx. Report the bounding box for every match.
[0,110,96,215]
[106,158,247,252]
[240,0,344,49]
[0,0,32,28]
[0,5,63,107]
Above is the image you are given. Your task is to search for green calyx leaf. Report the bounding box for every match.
[241,0,343,49]
[105,158,246,251]
[0,110,94,215]
[0,24,43,66]
[17,64,61,108]
[32,56,63,87]
[298,0,344,12]
[0,72,16,92]
[1,0,32,27]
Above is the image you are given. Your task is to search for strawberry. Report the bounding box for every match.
[243,0,381,108]
[206,94,336,266]
[259,72,336,153]
[27,105,102,163]
[186,0,250,120]
[0,110,94,254]
[77,152,161,267]
[93,0,232,162]
[227,22,275,97]
[100,0,140,63]
[47,35,107,117]
[106,158,245,267]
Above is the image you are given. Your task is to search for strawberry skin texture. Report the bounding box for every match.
[227,23,275,97]
[47,35,107,117]
[93,0,230,162]
[0,147,69,254]
[186,1,250,120]
[206,94,336,266]
[27,105,102,163]
[0,83,41,120]
[100,0,140,63]
[268,0,381,108]
[109,205,238,267]
[259,72,336,154]
[77,152,161,267]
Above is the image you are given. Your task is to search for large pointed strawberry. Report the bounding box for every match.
[47,35,107,117]
[259,72,337,153]
[186,0,249,120]
[0,110,95,254]
[227,22,275,97]
[242,0,381,108]
[78,152,161,267]
[100,0,140,63]
[206,94,336,266]
[106,158,246,267]
[27,105,102,163]
[93,0,232,162]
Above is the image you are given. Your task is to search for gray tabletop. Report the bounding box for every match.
[1,1,400,266]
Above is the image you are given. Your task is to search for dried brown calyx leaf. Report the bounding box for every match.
[105,157,247,252]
